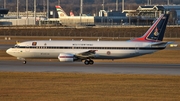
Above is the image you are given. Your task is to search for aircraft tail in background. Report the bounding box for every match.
[133,12,170,42]
[70,11,75,16]
[55,6,68,17]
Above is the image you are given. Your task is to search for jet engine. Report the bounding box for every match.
[58,53,74,62]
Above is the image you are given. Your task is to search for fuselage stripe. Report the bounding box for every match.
[12,46,165,50]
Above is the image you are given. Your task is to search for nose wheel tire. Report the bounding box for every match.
[23,61,27,64]
[84,59,94,65]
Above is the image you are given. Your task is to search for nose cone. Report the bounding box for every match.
[6,48,10,54]
[6,48,12,55]
[6,48,19,58]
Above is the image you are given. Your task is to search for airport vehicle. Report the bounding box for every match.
[6,12,169,65]
[55,5,94,26]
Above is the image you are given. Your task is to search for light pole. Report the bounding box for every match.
[34,0,36,25]
[122,0,124,12]
[102,0,104,10]
[47,0,49,19]
[26,0,28,25]
[80,0,83,25]
[80,0,83,16]
[26,0,28,18]
[147,0,151,5]
[17,0,19,19]
[116,0,118,11]
[4,0,6,8]
[43,0,45,12]
[167,0,170,5]
[58,0,60,6]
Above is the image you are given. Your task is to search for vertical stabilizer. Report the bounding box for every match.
[55,6,68,17]
[133,12,169,42]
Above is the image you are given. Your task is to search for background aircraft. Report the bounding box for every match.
[55,5,94,26]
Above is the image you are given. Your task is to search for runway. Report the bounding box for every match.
[0,61,180,75]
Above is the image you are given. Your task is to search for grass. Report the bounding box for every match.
[0,72,180,101]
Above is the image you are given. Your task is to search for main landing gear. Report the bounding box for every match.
[84,59,94,65]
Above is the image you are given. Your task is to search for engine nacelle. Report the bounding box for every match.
[58,53,74,62]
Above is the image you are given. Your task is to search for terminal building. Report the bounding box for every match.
[0,8,9,25]
[124,5,180,25]
[0,8,8,17]
[0,8,48,26]
[95,5,180,25]
[94,10,128,25]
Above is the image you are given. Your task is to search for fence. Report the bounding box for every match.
[0,26,180,38]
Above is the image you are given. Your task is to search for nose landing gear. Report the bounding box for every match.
[23,61,27,64]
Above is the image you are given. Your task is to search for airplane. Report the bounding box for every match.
[6,12,170,65]
[55,5,94,26]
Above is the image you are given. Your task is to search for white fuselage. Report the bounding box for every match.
[6,40,165,60]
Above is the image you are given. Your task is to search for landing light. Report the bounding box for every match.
[170,44,178,47]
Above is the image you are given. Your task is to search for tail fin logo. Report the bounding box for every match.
[55,5,68,17]
[154,27,159,37]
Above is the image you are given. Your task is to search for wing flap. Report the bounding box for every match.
[75,50,97,58]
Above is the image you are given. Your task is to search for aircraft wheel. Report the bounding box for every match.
[23,61,27,64]
[84,60,89,65]
[89,60,94,65]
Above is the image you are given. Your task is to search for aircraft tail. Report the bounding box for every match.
[133,12,170,42]
[55,5,68,17]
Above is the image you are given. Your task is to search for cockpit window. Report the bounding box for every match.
[13,45,20,48]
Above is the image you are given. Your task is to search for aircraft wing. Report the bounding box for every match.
[75,50,97,58]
